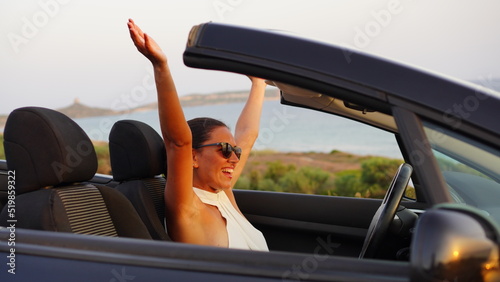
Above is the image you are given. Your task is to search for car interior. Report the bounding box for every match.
[0,101,419,261]
[1,91,500,280]
[0,77,499,267]
[0,107,151,239]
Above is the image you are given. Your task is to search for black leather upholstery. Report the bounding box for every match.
[3,107,98,193]
[0,162,8,213]
[0,107,151,239]
[109,120,170,240]
[109,120,166,182]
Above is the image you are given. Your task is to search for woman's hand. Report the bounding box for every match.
[128,19,167,66]
[247,76,266,86]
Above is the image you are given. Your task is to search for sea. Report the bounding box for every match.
[74,100,403,159]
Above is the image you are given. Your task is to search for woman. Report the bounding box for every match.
[128,19,268,251]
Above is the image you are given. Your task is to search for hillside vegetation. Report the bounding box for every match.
[236,150,410,198]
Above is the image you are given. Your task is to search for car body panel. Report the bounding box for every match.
[0,228,410,281]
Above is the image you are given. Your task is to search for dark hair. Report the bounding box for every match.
[188,117,229,148]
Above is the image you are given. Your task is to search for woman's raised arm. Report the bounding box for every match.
[231,77,267,186]
[127,19,196,217]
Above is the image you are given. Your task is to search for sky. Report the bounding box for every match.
[1,0,499,115]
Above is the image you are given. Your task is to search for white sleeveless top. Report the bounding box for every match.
[193,187,269,251]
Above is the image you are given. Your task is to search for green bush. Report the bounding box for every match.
[236,161,334,195]
[264,161,296,183]
[361,158,401,186]
[249,169,262,190]
[278,166,330,194]
[234,175,251,190]
[259,178,283,192]
[236,157,406,198]
[333,170,365,197]
[360,157,401,198]
[333,158,403,198]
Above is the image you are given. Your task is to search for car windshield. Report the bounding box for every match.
[423,121,500,223]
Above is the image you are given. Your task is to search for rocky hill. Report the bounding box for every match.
[57,98,122,119]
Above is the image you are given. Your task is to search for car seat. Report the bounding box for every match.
[0,162,8,213]
[109,120,170,240]
[0,107,151,239]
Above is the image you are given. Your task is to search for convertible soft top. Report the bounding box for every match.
[184,22,500,141]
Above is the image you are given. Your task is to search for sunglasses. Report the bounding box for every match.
[195,142,242,160]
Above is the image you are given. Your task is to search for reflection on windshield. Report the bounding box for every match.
[433,150,492,181]
[423,122,500,223]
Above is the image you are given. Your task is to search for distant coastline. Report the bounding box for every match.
[0,89,280,128]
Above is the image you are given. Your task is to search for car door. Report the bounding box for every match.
[231,116,427,257]
[235,189,381,256]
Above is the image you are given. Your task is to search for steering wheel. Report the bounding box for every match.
[359,163,413,259]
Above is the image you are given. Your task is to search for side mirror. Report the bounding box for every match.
[410,205,500,281]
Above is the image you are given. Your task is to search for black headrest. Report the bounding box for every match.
[109,120,166,182]
[3,107,98,194]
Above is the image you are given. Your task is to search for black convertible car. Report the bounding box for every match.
[1,22,500,281]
